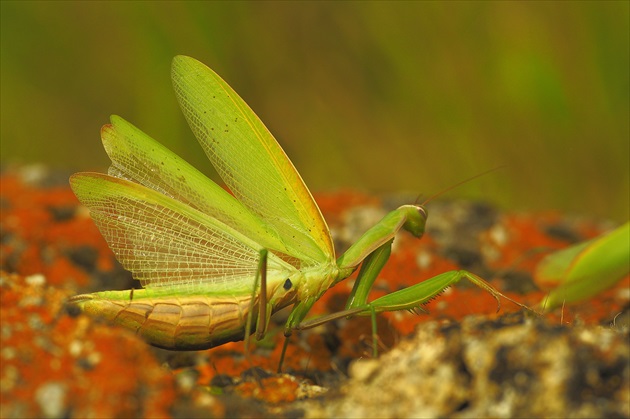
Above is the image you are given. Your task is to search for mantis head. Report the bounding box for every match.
[401,204,428,238]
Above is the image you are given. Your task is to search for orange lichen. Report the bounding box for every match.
[0,272,175,418]
[1,172,114,289]
[235,376,300,404]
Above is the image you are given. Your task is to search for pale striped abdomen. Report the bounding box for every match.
[68,290,257,350]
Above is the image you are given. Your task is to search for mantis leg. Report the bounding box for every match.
[244,248,269,359]
[284,241,396,359]
[295,252,532,356]
[345,240,393,309]
[298,270,531,330]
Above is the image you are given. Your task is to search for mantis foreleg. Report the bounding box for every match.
[345,240,392,309]
[335,205,426,274]
[295,257,532,355]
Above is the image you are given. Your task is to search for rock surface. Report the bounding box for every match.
[302,312,629,418]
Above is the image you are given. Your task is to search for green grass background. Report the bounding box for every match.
[2,1,628,222]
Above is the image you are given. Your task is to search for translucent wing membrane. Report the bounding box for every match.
[70,173,294,293]
[101,115,291,257]
[171,56,334,265]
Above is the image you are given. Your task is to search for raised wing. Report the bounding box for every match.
[171,56,334,266]
[70,172,294,293]
[101,115,291,256]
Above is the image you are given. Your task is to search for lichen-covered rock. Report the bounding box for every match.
[2,169,627,417]
[304,312,629,418]
[0,272,177,418]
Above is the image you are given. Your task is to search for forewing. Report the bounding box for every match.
[70,172,292,293]
[101,115,290,255]
[171,56,334,265]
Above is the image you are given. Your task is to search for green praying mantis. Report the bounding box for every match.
[535,221,629,312]
[68,56,530,365]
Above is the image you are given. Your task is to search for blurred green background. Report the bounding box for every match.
[2,1,628,222]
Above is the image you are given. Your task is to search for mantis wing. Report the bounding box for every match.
[171,56,334,266]
[101,115,291,257]
[70,172,294,293]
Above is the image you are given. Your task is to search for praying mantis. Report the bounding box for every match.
[68,56,529,364]
[536,221,629,311]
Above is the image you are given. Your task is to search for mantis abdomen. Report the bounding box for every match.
[68,291,256,350]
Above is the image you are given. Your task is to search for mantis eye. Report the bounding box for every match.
[283,278,293,291]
